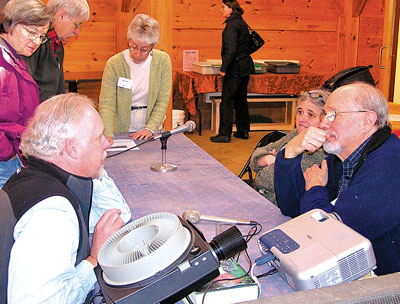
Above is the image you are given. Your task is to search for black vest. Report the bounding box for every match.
[1,157,93,304]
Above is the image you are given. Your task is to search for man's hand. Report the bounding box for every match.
[284,127,327,159]
[87,209,124,267]
[130,129,152,140]
[304,160,328,191]
[106,136,114,146]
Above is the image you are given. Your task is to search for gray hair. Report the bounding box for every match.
[298,89,331,110]
[47,0,90,21]
[0,0,51,34]
[335,82,388,128]
[127,14,160,46]
[21,93,95,159]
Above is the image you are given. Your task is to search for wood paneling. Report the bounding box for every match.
[64,0,115,80]
[60,0,392,117]
[357,0,385,86]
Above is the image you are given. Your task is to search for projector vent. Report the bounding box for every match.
[339,248,369,281]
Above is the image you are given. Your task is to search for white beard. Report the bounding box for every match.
[323,140,342,155]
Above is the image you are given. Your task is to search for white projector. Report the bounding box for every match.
[258,209,376,291]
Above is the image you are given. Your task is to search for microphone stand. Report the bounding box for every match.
[151,134,177,172]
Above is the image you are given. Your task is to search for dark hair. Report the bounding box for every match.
[222,0,244,15]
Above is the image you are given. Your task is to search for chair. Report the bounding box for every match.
[238,130,287,187]
[0,190,16,304]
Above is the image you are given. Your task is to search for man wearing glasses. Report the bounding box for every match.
[23,0,90,102]
[274,82,400,277]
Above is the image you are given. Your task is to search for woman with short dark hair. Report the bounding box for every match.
[210,0,254,143]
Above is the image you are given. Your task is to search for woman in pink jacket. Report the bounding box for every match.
[0,0,51,188]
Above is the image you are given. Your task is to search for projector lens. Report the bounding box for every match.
[209,226,247,260]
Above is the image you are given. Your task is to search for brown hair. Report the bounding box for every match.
[222,0,244,15]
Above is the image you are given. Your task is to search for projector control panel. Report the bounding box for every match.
[259,229,300,254]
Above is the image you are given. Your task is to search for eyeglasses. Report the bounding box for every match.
[20,24,47,44]
[303,91,328,103]
[321,109,368,122]
[128,44,153,55]
[74,22,83,29]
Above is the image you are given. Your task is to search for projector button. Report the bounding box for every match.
[178,260,191,272]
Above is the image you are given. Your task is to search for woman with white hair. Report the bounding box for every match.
[99,14,172,143]
[0,0,51,188]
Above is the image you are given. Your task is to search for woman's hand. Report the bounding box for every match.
[130,129,153,140]
[257,149,277,167]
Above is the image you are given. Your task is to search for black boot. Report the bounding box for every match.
[210,134,231,143]
[233,131,249,140]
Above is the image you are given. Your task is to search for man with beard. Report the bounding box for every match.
[274,82,400,276]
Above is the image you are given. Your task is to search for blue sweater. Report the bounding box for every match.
[274,132,400,275]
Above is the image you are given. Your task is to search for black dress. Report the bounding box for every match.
[218,13,254,137]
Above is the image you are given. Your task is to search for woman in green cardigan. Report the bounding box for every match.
[99,14,172,143]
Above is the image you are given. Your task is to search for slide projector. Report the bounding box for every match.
[95,212,246,304]
[258,209,376,291]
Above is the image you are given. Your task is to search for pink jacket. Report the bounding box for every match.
[0,37,40,161]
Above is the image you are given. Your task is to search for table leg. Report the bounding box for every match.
[190,79,202,135]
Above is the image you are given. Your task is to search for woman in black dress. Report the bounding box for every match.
[210,0,254,143]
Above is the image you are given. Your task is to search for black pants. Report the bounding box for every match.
[218,74,250,136]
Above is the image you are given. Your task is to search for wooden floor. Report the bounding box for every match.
[185,129,269,176]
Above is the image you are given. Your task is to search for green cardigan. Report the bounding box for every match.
[99,49,172,137]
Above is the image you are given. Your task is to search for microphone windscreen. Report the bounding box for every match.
[182,210,201,223]
[185,121,196,132]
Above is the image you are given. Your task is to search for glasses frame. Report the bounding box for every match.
[321,109,368,122]
[74,22,83,30]
[20,24,47,44]
[128,43,153,55]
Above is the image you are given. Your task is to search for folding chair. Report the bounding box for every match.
[238,130,287,187]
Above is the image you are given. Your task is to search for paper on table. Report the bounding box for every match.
[107,139,139,152]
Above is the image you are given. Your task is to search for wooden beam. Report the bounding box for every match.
[151,0,173,129]
[336,1,359,70]
[121,0,132,12]
[380,0,396,99]
[330,0,344,16]
[352,0,367,17]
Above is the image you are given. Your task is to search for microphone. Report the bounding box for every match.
[182,210,256,225]
[153,120,196,140]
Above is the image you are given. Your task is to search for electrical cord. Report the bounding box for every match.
[234,222,262,262]
[201,223,262,304]
[106,137,155,159]
[201,249,255,304]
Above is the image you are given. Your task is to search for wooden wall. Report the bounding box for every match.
[172,0,340,76]
[61,0,390,108]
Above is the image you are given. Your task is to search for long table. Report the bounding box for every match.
[104,134,293,300]
[173,71,325,134]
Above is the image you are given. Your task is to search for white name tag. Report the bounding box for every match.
[117,77,133,89]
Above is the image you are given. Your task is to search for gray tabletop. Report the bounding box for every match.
[104,133,293,298]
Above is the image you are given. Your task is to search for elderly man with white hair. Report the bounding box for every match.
[274,82,400,276]
[1,93,131,303]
